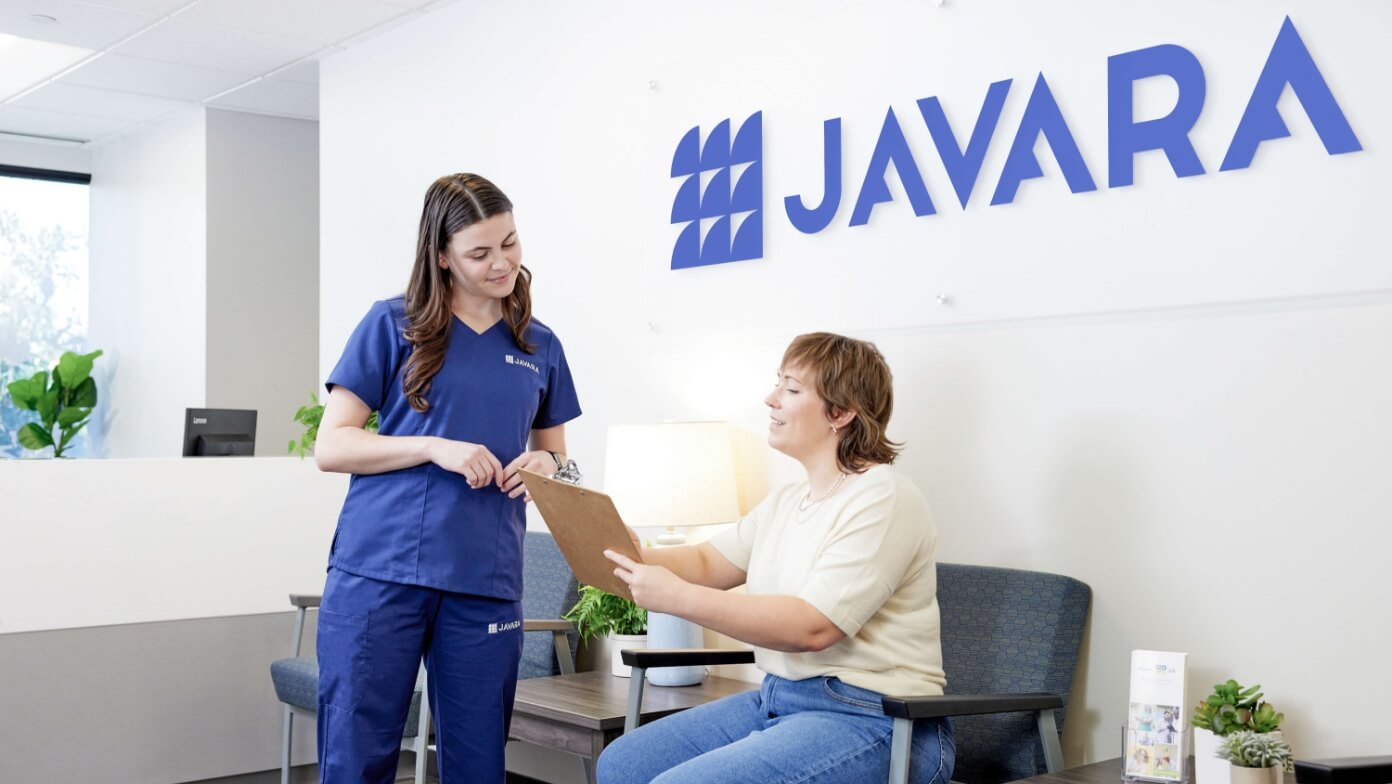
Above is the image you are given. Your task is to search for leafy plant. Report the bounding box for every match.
[1193,679,1285,735]
[289,392,379,457]
[563,585,647,642]
[1216,731,1294,770]
[5,349,102,458]
[1,359,45,458]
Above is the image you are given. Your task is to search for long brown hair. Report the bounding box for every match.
[781,332,903,473]
[402,173,533,412]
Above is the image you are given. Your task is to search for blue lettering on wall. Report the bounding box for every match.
[990,73,1097,206]
[1107,44,1207,187]
[785,118,843,234]
[671,17,1361,267]
[1220,16,1362,171]
[850,107,936,226]
[918,79,1013,209]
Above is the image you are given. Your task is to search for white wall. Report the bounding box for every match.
[89,109,208,458]
[0,138,90,173]
[318,0,1391,765]
[206,109,320,457]
[86,107,319,458]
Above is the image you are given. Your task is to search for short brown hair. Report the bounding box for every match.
[781,332,902,472]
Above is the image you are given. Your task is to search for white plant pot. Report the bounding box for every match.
[1193,728,1230,784]
[1194,729,1286,784]
[609,633,647,678]
[1230,766,1282,784]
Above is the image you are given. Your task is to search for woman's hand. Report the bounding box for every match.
[500,450,559,500]
[604,549,689,615]
[428,439,504,489]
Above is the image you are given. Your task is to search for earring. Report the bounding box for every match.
[831,425,838,435]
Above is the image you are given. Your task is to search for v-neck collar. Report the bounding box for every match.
[452,312,504,337]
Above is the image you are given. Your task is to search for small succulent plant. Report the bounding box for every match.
[1216,730,1294,771]
[1193,679,1285,735]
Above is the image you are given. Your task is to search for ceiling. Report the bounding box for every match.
[0,0,459,148]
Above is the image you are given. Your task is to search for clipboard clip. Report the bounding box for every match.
[550,459,584,486]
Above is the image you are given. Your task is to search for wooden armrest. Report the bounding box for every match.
[523,619,574,632]
[880,692,1063,720]
[621,648,756,668]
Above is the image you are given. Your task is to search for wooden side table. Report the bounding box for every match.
[511,670,754,784]
[1015,757,1196,784]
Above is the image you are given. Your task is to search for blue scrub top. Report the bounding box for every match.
[325,297,582,599]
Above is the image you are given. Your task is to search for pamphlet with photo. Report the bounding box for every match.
[1125,650,1188,782]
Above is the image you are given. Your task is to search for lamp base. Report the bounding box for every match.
[644,611,706,686]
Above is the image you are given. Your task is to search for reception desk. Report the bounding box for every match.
[0,457,349,783]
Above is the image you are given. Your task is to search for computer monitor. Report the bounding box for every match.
[182,408,257,457]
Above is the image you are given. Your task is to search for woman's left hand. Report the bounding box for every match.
[604,550,688,614]
[500,450,557,501]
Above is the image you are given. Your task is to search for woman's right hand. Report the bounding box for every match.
[428,438,504,489]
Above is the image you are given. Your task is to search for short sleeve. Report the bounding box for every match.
[797,482,919,637]
[708,490,781,573]
[326,300,402,412]
[532,333,582,429]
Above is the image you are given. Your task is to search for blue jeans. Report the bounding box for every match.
[597,674,955,784]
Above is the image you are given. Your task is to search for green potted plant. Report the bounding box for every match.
[563,585,647,677]
[1217,730,1294,784]
[288,392,379,457]
[1193,680,1286,784]
[5,349,103,458]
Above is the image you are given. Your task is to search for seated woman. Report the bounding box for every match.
[597,332,953,784]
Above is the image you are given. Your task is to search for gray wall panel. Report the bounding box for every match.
[0,612,318,784]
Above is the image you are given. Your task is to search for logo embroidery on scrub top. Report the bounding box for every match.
[488,620,522,634]
[504,354,540,374]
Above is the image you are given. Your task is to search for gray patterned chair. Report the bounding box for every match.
[622,562,1091,784]
[270,531,580,784]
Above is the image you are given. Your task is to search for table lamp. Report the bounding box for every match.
[604,422,741,686]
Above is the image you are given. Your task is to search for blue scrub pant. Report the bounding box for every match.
[316,568,523,784]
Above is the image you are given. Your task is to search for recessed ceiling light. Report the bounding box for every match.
[26,14,59,25]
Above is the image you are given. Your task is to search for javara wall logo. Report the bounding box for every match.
[669,112,763,269]
[666,17,1360,272]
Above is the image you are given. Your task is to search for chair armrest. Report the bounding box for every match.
[622,648,756,669]
[880,692,1063,720]
[1296,757,1392,784]
[523,619,577,675]
[289,594,321,608]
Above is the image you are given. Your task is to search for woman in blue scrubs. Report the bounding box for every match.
[313,173,581,783]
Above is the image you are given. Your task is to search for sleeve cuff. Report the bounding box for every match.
[798,574,869,638]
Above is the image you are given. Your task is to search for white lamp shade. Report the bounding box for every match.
[604,422,740,529]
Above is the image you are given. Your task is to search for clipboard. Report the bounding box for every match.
[520,469,644,601]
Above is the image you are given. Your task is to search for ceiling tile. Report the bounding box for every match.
[270,59,318,85]
[0,0,156,50]
[60,53,253,101]
[0,34,93,101]
[72,0,192,14]
[179,0,408,47]
[12,82,190,122]
[0,104,132,142]
[208,78,317,119]
[335,11,422,49]
[375,0,444,8]
[113,18,321,74]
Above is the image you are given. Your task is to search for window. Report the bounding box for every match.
[0,165,91,457]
